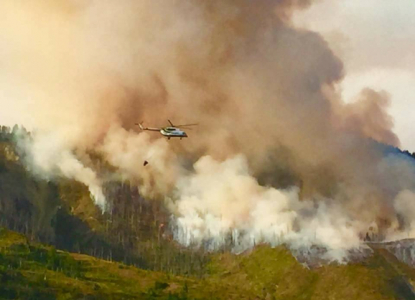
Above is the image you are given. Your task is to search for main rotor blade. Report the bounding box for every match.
[175,123,198,127]
[168,120,174,126]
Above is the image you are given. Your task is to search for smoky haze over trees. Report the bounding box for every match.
[0,126,415,276]
[1,0,415,261]
[0,127,209,276]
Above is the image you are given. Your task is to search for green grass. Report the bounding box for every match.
[1,228,415,299]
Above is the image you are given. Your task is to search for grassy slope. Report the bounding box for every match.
[1,228,415,300]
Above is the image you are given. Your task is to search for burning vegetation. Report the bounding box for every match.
[0,0,415,264]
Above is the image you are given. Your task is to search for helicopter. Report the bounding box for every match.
[135,120,198,140]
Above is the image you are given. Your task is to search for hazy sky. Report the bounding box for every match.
[294,0,415,151]
[1,1,414,151]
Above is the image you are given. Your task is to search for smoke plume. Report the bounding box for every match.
[1,0,414,260]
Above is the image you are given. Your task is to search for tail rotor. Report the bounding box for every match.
[135,122,144,130]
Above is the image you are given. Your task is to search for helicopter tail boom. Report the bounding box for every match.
[135,122,160,131]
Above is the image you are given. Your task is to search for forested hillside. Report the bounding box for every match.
[2,125,415,299]
[1,125,415,275]
[0,126,207,276]
[1,227,415,300]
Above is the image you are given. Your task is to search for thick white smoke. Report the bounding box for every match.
[169,155,362,261]
[99,125,183,199]
[1,0,415,261]
[18,130,106,208]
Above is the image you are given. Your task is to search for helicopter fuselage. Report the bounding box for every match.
[137,121,195,140]
[160,127,188,139]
